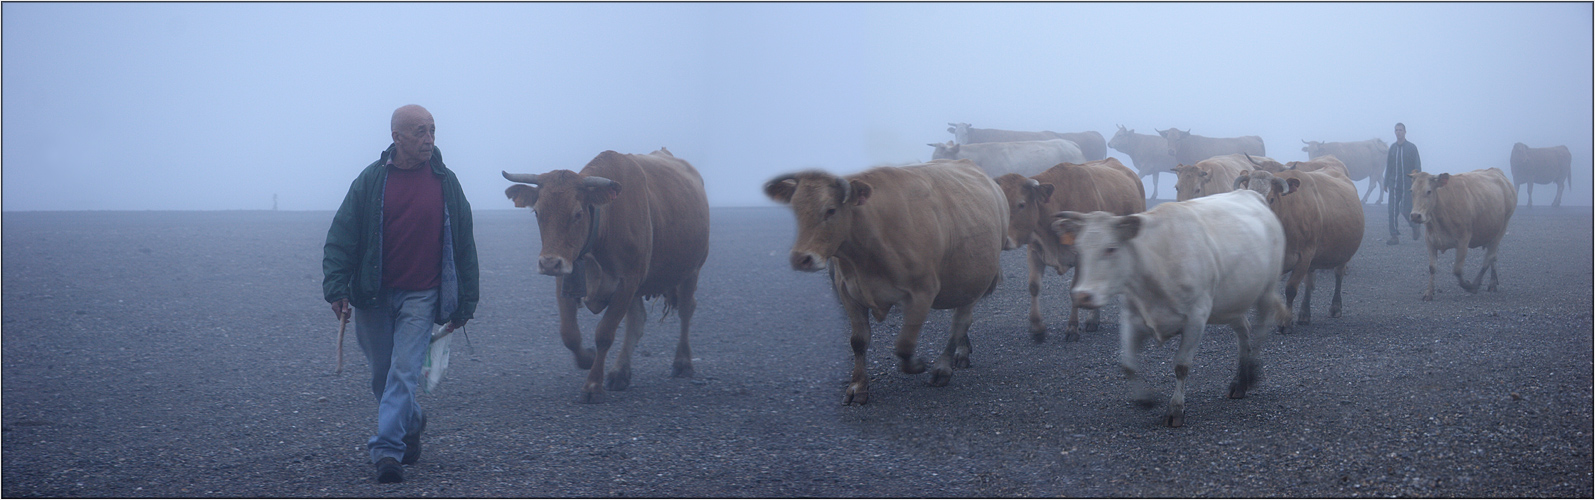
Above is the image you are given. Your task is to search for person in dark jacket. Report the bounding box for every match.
[1385,122,1422,245]
[322,104,479,483]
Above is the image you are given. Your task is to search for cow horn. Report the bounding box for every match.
[835,175,852,203]
[582,176,617,189]
[1245,153,1259,165]
[502,171,540,184]
[1301,139,1310,145]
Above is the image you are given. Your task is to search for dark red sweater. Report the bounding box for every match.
[382,163,443,291]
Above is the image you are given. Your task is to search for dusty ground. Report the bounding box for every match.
[3,202,1591,498]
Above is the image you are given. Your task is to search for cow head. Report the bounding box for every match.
[764,170,873,272]
[1172,164,1209,201]
[1234,170,1298,207]
[947,123,972,144]
[994,173,1054,251]
[1301,140,1324,158]
[1408,171,1449,226]
[1108,125,1132,152]
[503,169,622,276]
[1051,210,1144,309]
[1157,128,1190,157]
[1245,153,1287,173]
[928,141,960,160]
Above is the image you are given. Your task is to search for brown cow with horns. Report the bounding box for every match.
[503,148,710,403]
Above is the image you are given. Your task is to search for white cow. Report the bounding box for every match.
[928,139,1085,178]
[1052,190,1289,428]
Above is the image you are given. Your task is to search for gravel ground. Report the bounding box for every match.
[2,202,1590,498]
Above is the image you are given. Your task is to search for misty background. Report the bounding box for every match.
[4,2,1591,211]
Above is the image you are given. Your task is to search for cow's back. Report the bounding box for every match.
[1175,134,1266,165]
[849,160,1006,307]
[1433,168,1517,249]
[1055,131,1108,161]
[1181,153,1262,200]
[1511,144,1573,184]
[1134,191,1284,324]
[1036,158,1147,216]
[958,139,1085,177]
[1275,169,1364,271]
[582,150,710,296]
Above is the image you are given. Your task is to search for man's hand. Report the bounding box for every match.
[444,318,468,333]
[331,299,351,321]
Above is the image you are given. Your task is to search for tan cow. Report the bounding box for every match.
[1233,167,1364,330]
[994,159,1145,342]
[1108,125,1178,199]
[765,160,1007,405]
[1301,139,1390,204]
[503,148,710,403]
[1173,153,1277,201]
[1245,153,1353,178]
[1509,143,1573,207]
[1408,168,1517,301]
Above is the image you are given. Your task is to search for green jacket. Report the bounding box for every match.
[322,145,479,325]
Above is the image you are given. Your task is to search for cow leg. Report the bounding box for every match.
[555,278,595,370]
[930,303,976,387]
[1553,181,1564,207]
[1149,174,1159,200]
[1373,179,1385,205]
[1361,179,1377,204]
[1297,267,1316,326]
[604,296,646,392]
[894,296,933,376]
[1422,243,1439,301]
[1329,264,1347,318]
[1526,183,1534,207]
[1230,291,1284,400]
[1478,241,1502,293]
[1166,313,1211,428]
[670,271,700,378]
[1026,248,1049,343]
[578,292,633,404]
[838,291,873,405]
[1119,317,1157,410]
[1452,239,1480,293]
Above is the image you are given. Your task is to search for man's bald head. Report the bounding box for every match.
[389,104,436,170]
[392,104,433,132]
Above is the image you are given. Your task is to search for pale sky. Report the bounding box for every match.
[4,2,1591,210]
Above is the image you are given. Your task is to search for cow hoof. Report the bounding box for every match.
[1029,324,1047,344]
[1296,317,1311,326]
[928,368,952,387]
[1330,307,1342,318]
[1083,321,1100,333]
[952,354,971,369]
[574,348,596,370]
[843,385,869,405]
[1165,411,1185,428]
[1227,383,1249,400]
[1276,325,1292,335]
[604,370,631,392]
[672,362,695,379]
[1064,329,1081,342]
[1421,293,1434,302]
[899,357,927,375]
[577,390,606,404]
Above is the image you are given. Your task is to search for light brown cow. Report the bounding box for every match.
[1301,139,1390,204]
[503,148,710,403]
[764,159,1007,405]
[1173,153,1277,201]
[1233,167,1364,330]
[1510,143,1573,207]
[1245,153,1352,178]
[1108,125,1178,199]
[947,122,1109,161]
[1408,168,1517,301]
[994,159,1145,342]
[1158,128,1266,166]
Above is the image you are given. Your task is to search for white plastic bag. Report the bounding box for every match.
[421,324,452,394]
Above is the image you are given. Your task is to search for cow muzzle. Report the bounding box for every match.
[790,251,827,272]
[1409,213,1425,225]
[538,255,573,276]
[1071,290,1105,310]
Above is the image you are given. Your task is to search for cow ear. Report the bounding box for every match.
[1114,215,1143,241]
[1049,211,1084,244]
[1198,170,1210,178]
[1282,178,1301,196]
[505,184,539,208]
[1435,173,1450,188]
[582,177,622,206]
[847,180,873,206]
[1036,183,1056,204]
[763,176,798,204]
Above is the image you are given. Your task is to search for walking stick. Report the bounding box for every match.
[335,308,349,374]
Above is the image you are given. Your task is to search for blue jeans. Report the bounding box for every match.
[355,287,436,463]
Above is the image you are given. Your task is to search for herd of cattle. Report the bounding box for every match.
[498,124,1574,427]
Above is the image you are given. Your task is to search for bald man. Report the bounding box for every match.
[323,104,479,483]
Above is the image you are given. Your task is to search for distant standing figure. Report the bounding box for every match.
[1385,122,1422,245]
[322,104,480,484]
